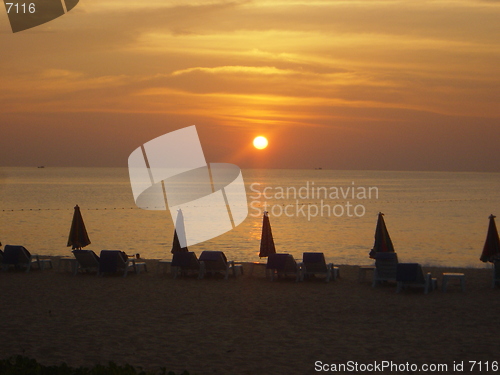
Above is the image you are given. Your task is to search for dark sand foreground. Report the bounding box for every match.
[1,260,500,375]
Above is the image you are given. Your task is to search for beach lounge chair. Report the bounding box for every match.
[72,249,100,275]
[396,263,437,294]
[171,252,203,279]
[493,260,500,288]
[98,250,146,277]
[266,253,302,282]
[301,252,339,282]
[372,252,398,287]
[2,245,52,272]
[198,251,241,280]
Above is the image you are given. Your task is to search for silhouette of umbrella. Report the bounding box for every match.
[259,211,276,258]
[67,204,91,250]
[480,214,500,262]
[369,212,395,259]
[171,209,188,254]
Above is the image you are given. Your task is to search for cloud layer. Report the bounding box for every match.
[1,0,499,170]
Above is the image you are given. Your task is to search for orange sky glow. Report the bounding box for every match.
[1,0,499,171]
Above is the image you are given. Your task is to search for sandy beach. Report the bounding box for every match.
[1,260,500,375]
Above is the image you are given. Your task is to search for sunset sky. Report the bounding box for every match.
[1,0,499,171]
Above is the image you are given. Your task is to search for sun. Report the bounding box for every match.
[253,136,268,150]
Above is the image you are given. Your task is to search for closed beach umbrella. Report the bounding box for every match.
[480,214,500,262]
[171,209,188,254]
[259,211,276,258]
[369,212,395,259]
[67,204,91,250]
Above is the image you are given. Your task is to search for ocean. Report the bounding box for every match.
[1,167,500,268]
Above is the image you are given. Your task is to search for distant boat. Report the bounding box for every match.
[37,166,45,168]
[315,167,322,170]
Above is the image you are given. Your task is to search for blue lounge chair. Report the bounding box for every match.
[171,252,202,279]
[98,250,146,277]
[2,245,52,272]
[396,263,437,294]
[266,253,301,281]
[493,260,500,288]
[198,251,241,280]
[372,252,398,287]
[72,249,100,275]
[301,252,338,282]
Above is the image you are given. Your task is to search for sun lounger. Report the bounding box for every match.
[198,251,241,280]
[98,250,146,277]
[266,253,302,281]
[171,252,203,279]
[72,249,100,275]
[2,245,52,272]
[372,252,398,287]
[2,245,33,272]
[396,263,437,294]
[301,252,339,282]
[493,260,500,288]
